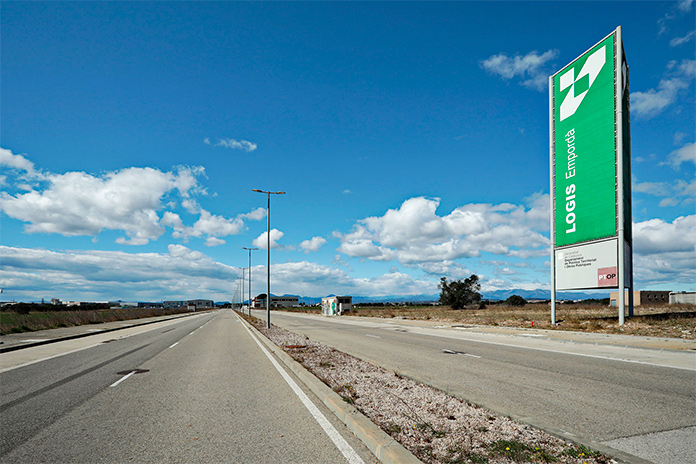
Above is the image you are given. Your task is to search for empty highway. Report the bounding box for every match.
[258,310,696,464]
[0,310,377,463]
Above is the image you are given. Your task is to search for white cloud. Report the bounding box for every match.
[0,165,204,244]
[252,228,284,249]
[634,171,695,207]
[670,30,695,46]
[300,236,327,253]
[480,49,558,91]
[664,141,695,169]
[0,245,237,302]
[205,237,226,247]
[0,148,40,178]
[631,59,696,118]
[633,215,696,255]
[634,181,670,197]
[240,207,267,221]
[336,195,549,265]
[678,0,693,13]
[0,246,440,301]
[0,150,264,246]
[205,137,257,152]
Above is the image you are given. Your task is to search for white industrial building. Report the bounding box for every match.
[253,295,299,308]
[321,296,352,316]
[670,292,696,304]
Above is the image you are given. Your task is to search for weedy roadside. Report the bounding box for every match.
[242,312,613,464]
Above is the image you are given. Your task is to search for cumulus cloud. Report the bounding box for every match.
[0,164,204,244]
[252,228,284,249]
[0,149,264,245]
[631,60,696,118]
[480,49,558,91]
[0,245,238,302]
[0,246,438,302]
[633,215,696,255]
[205,137,257,152]
[299,236,327,253]
[336,195,550,265]
[0,148,40,178]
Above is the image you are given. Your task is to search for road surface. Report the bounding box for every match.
[0,310,377,463]
[259,310,696,464]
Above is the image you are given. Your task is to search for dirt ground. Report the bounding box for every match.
[286,303,696,340]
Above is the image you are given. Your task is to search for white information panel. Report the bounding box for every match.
[555,239,618,290]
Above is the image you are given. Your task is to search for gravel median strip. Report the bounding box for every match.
[241,312,625,464]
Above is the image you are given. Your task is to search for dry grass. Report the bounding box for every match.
[0,307,201,335]
[242,312,612,464]
[285,303,696,339]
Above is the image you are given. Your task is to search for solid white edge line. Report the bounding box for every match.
[110,370,135,387]
[238,316,365,464]
[428,330,696,371]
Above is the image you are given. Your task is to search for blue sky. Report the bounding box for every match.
[1,1,694,303]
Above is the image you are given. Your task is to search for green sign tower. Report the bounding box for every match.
[549,27,633,324]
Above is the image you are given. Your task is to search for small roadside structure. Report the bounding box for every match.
[321,296,352,316]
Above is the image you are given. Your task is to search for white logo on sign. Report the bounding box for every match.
[559,46,606,121]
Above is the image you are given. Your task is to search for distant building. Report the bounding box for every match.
[322,296,352,316]
[669,292,696,305]
[609,290,670,307]
[163,299,213,310]
[253,295,299,308]
[187,299,214,310]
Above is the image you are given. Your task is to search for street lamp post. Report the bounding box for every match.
[239,268,246,310]
[242,247,258,317]
[252,189,285,328]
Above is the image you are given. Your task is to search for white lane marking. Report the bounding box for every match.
[442,349,481,358]
[110,370,135,387]
[0,342,103,374]
[238,317,365,464]
[429,331,696,372]
[169,342,179,349]
[364,334,381,339]
[19,339,47,342]
[0,313,213,374]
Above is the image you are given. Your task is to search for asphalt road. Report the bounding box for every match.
[0,310,377,463]
[258,311,696,464]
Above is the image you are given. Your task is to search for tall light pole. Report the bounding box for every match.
[252,189,285,328]
[242,247,258,317]
[239,268,246,310]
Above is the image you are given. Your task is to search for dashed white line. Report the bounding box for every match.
[169,342,179,349]
[365,334,381,339]
[110,371,135,387]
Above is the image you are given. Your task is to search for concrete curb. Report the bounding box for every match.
[0,311,206,354]
[238,316,423,464]
[244,313,655,464]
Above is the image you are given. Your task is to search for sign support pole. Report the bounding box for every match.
[615,26,626,326]
[549,75,557,325]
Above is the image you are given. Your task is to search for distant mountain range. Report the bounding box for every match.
[282,289,610,306]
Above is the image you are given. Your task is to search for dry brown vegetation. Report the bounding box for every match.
[0,306,201,335]
[285,303,696,340]
[243,313,612,464]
